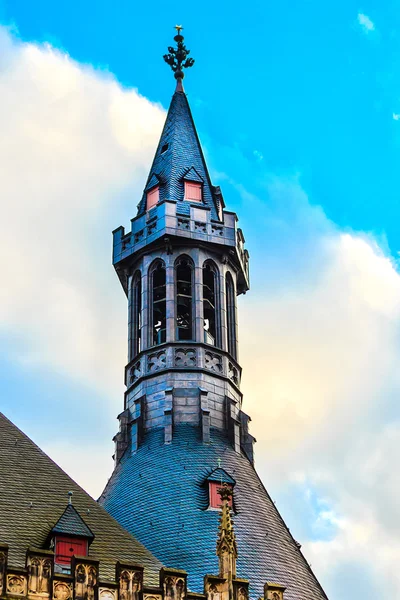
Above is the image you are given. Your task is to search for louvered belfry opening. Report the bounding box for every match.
[151,261,166,346]
[176,256,193,341]
[203,262,218,346]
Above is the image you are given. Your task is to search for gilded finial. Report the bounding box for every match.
[163,25,195,86]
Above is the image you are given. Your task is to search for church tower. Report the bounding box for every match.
[100,29,327,600]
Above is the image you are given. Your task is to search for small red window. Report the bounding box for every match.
[209,482,233,509]
[147,186,159,211]
[184,181,202,202]
[55,537,88,565]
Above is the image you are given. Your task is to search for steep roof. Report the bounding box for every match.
[51,503,94,539]
[100,425,328,600]
[136,88,220,220]
[0,413,163,583]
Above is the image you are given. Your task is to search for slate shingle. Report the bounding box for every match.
[137,89,219,220]
[0,413,163,584]
[100,425,328,600]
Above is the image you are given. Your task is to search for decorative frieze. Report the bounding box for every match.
[148,351,167,372]
[174,348,196,367]
[129,360,141,384]
[177,218,190,231]
[0,543,286,600]
[205,351,223,373]
[27,553,52,598]
[160,569,187,600]
[53,581,72,600]
[0,545,8,597]
[72,559,98,600]
[264,583,286,600]
[116,563,143,600]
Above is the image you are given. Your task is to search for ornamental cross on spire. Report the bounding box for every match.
[163,25,195,82]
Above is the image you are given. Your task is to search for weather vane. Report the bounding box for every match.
[163,25,195,81]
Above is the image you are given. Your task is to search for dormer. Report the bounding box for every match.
[206,468,235,509]
[49,494,94,574]
[183,167,203,203]
[145,174,161,212]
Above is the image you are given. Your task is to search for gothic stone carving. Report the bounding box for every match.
[74,563,97,600]
[27,556,52,597]
[7,574,27,596]
[119,570,142,600]
[174,348,196,367]
[205,351,223,373]
[163,577,185,600]
[264,583,285,600]
[0,549,7,597]
[147,221,157,236]
[53,582,72,600]
[99,589,116,600]
[237,588,248,600]
[194,222,206,233]
[130,360,141,383]
[148,351,166,372]
[134,229,144,244]
[228,362,239,386]
[211,224,223,236]
[177,218,190,231]
[206,584,222,600]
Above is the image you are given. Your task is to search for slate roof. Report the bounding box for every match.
[206,468,236,485]
[136,88,220,220]
[0,413,163,583]
[100,425,328,600]
[51,503,94,539]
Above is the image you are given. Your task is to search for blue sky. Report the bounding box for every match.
[2,0,399,252]
[0,2,400,599]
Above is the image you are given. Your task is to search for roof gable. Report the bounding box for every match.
[51,503,94,540]
[0,412,162,583]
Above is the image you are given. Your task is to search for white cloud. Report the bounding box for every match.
[393,113,400,121]
[0,23,399,600]
[357,12,375,33]
[236,177,400,598]
[0,26,165,397]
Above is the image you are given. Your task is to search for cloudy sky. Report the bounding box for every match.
[1,2,400,599]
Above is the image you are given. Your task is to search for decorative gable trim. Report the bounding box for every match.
[144,174,161,193]
[182,167,204,183]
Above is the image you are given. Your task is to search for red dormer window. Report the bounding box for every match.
[146,185,159,211]
[55,536,88,565]
[184,181,202,202]
[209,482,233,509]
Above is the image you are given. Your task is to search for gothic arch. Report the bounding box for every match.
[202,259,221,348]
[174,254,195,342]
[130,270,142,359]
[148,259,166,347]
[225,271,237,360]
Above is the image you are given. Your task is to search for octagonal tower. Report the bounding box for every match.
[100,30,327,600]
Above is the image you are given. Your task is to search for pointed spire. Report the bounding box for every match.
[137,31,220,220]
[163,26,195,91]
[216,484,237,588]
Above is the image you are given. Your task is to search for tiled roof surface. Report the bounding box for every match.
[51,504,94,539]
[137,90,219,220]
[0,413,163,583]
[206,468,235,485]
[100,425,328,600]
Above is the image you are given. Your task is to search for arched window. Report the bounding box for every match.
[203,261,220,347]
[150,261,166,346]
[226,272,237,360]
[130,271,141,358]
[175,256,194,341]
